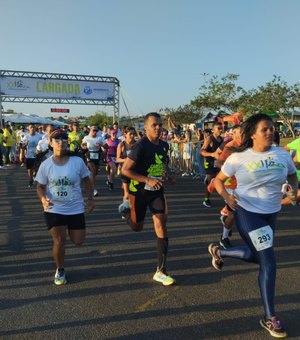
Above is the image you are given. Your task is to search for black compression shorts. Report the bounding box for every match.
[128,189,167,223]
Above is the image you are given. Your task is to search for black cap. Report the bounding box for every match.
[49,129,68,140]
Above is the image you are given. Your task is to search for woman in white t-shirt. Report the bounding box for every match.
[209,114,297,338]
[35,129,94,286]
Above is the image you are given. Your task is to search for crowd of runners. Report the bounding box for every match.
[0,111,299,338]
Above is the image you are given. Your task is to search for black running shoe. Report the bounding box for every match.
[260,317,287,338]
[203,198,212,208]
[219,237,232,249]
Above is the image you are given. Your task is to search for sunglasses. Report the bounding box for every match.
[53,138,68,143]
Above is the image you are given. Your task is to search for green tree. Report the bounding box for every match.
[191,73,244,114]
[87,111,113,127]
[162,104,200,126]
[239,76,300,137]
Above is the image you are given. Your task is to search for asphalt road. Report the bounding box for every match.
[0,164,299,340]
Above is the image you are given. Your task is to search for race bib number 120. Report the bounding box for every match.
[248,225,273,251]
[50,185,74,201]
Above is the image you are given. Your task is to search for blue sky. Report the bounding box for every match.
[1,0,300,118]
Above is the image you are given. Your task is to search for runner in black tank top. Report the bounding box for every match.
[200,122,223,207]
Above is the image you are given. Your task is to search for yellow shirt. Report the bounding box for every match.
[3,129,13,147]
[11,130,17,143]
[68,131,83,151]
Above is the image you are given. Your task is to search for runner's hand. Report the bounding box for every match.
[147,178,163,190]
[41,197,53,211]
[226,193,238,211]
[286,189,297,205]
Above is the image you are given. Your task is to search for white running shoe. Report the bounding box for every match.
[118,199,130,219]
[153,270,176,286]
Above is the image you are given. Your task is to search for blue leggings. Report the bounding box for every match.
[220,206,278,318]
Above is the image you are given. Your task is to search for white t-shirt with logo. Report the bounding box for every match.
[82,135,106,160]
[222,146,296,214]
[22,134,42,159]
[82,135,105,151]
[35,156,90,215]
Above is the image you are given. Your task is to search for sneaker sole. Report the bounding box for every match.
[208,244,223,271]
[54,279,67,286]
[259,319,288,338]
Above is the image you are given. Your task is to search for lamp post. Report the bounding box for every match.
[200,73,209,121]
[0,101,3,129]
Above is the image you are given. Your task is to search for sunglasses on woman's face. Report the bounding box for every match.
[53,138,68,143]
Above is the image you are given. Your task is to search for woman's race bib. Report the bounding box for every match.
[248,225,273,251]
[49,185,74,201]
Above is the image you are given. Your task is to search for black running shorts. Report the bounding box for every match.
[128,189,167,223]
[44,212,86,230]
[25,158,37,170]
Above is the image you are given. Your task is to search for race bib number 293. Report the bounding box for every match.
[248,225,273,251]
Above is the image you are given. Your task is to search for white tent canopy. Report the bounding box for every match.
[3,113,65,126]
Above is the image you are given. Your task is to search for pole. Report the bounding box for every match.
[0,71,2,128]
[0,94,3,129]
[0,96,2,129]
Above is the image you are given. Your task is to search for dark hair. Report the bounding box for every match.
[144,112,161,124]
[125,126,136,133]
[230,114,273,152]
[49,129,68,140]
[212,122,222,128]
